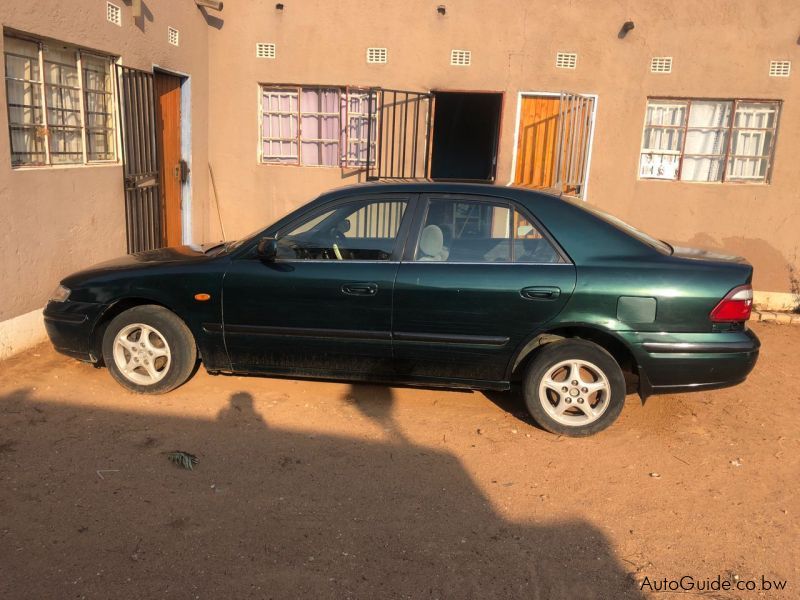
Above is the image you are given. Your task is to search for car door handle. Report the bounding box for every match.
[341,282,379,296]
[520,286,561,300]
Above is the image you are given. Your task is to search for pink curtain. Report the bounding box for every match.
[300,88,339,166]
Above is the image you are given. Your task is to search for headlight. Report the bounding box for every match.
[49,284,71,303]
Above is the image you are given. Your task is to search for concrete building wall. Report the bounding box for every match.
[0,0,212,326]
[207,0,799,293]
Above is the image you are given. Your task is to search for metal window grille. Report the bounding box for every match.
[107,2,122,26]
[343,88,377,167]
[768,60,791,77]
[256,43,276,59]
[168,27,179,46]
[450,49,471,66]
[650,57,672,73]
[366,47,388,64]
[555,52,577,69]
[639,97,781,184]
[3,34,117,167]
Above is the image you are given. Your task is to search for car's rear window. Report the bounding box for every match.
[568,199,672,254]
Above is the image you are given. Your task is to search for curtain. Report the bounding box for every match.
[680,101,732,182]
[300,88,340,166]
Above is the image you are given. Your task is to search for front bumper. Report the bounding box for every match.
[621,328,760,397]
[43,300,105,362]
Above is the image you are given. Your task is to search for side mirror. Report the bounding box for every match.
[257,237,278,262]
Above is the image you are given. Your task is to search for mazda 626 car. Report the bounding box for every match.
[44,182,759,436]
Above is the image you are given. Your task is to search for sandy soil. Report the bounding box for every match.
[0,322,797,599]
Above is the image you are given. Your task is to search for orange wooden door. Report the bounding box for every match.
[154,72,182,247]
[513,96,560,188]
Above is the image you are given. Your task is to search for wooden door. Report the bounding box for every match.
[154,72,182,247]
[513,96,560,188]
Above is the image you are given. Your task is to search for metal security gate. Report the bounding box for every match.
[115,65,163,253]
[554,91,596,198]
[366,88,433,180]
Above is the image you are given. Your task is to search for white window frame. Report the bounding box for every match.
[639,97,781,184]
[259,84,377,169]
[3,33,119,168]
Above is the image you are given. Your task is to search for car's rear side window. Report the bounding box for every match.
[414,198,564,264]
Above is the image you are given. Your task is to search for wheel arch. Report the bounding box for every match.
[90,297,192,364]
[508,324,638,384]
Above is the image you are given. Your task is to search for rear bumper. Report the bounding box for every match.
[43,300,105,362]
[621,328,760,397]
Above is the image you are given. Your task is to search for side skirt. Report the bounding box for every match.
[206,364,511,392]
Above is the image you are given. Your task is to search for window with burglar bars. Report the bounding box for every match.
[3,34,117,167]
[260,85,376,168]
[639,98,781,183]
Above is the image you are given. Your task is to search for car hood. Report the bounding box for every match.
[61,244,220,287]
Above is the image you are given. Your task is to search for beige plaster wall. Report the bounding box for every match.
[0,0,212,321]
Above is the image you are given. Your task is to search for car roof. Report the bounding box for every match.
[324,181,564,202]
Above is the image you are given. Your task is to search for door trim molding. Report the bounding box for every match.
[507,91,599,200]
[224,324,392,341]
[394,331,510,347]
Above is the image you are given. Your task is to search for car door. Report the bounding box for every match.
[392,192,577,384]
[223,193,415,377]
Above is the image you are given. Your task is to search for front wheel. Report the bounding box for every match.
[102,305,197,394]
[523,339,625,436]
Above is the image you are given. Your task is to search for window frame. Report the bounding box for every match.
[639,96,782,184]
[272,193,416,263]
[3,32,119,168]
[258,83,377,169]
[405,193,571,265]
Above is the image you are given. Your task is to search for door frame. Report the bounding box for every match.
[507,91,599,200]
[429,88,505,182]
[152,65,192,245]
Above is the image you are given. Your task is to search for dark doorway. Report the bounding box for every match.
[429,92,502,181]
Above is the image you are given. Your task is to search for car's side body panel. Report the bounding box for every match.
[43,182,760,400]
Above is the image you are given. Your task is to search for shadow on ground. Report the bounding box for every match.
[0,385,642,599]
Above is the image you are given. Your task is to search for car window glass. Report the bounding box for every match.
[277,199,407,260]
[415,198,563,264]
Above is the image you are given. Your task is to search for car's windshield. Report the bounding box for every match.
[569,200,672,254]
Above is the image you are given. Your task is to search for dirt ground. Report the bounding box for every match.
[0,322,797,599]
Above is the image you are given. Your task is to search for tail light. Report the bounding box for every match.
[710,284,753,322]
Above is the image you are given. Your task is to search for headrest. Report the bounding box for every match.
[419,224,444,257]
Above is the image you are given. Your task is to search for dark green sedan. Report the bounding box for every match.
[44,183,759,436]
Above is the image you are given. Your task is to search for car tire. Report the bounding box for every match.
[523,339,625,437]
[101,305,197,394]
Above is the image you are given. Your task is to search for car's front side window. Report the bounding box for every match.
[276,198,407,261]
[414,198,564,264]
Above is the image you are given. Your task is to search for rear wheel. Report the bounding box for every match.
[102,305,197,394]
[523,339,625,436]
